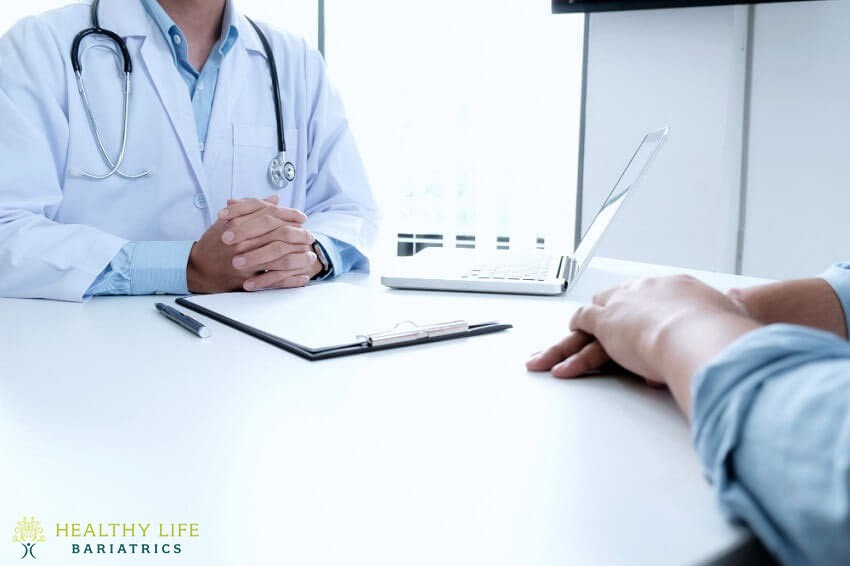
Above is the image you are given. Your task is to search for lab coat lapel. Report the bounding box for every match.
[208,41,250,155]
[100,0,209,210]
[209,13,268,146]
[138,38,208,201]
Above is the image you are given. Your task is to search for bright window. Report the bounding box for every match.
[325,0,585,260]
[238,0,318,48]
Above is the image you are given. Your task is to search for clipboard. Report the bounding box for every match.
[175,286,512,361]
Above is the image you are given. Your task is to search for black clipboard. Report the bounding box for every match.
[176,296,512,361]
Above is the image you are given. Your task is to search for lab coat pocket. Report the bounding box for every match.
[232,124,298,204]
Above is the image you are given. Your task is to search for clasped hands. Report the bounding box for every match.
[187,195,321,293]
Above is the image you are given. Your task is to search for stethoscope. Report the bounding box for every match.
[70,0,296,188]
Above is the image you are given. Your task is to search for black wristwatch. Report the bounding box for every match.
[312,241,333,280]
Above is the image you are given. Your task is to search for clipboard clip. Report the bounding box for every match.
[359,320,470,347]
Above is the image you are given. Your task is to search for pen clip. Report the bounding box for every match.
[358,320,470,347]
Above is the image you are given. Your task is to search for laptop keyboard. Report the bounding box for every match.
[462,255,558,282]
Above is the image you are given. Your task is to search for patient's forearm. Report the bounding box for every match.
[653,312,762,419]
[735,279,847,339]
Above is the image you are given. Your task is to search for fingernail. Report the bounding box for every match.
[527,352,542,363]
[222,231,235,244]
[233,256,247,269]
[244,281,256,291]
[218,209,230,219]
[300,275,311,285]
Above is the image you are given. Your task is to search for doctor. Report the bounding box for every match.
[0,0,379,301]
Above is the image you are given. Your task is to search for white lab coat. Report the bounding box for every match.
[0,1,379,301]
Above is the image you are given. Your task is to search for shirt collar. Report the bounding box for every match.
[140,0,240,63]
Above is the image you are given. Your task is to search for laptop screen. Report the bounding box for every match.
[570,128,669,281]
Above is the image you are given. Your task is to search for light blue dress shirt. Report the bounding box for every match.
[87,0,361,296]
[141,0,237,148]
[691,263,850,564]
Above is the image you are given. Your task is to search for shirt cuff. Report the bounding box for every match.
[129,241,194,295]
[818,263,850,339]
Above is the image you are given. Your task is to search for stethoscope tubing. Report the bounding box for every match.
[71,0,294,187]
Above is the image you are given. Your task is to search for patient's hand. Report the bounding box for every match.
[526,331,612,378]
[528,275,761,416]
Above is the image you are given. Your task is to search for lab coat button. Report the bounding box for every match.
[193,194,208,209]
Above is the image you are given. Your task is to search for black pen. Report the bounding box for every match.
[155,302,211,338]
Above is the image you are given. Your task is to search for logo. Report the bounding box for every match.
[12,516,46,559]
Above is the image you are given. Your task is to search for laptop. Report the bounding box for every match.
[381,127,669,295]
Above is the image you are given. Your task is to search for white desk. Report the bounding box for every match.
[0,258,767,565]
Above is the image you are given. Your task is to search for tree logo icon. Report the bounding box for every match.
[12,516,46,559]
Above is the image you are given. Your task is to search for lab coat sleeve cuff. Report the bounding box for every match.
[57,232,129,303]
[818,263,850,339]
[129,241,194,295]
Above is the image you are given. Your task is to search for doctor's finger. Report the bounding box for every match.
[261,250,317,272]
[551,340,610,379]
[230,224,314,249]
[232,226,313,254]
[220,199,307,224]
[218,198,272,220]
[526,331,594,371]
[224,206,306,230]
[244,269,312,292]
[232,242,312,271]
[222,213,290,244]
[227,194,279,206]
[272,225,315,246]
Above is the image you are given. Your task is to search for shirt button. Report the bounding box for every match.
[193,194,208,209]
[198,142,205,153]
[197,81,205,91]
[172,34,182,45]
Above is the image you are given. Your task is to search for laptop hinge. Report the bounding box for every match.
[557,256,569,281]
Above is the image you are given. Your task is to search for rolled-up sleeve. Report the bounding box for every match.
[691,324,850,564]
[819,263,850,339]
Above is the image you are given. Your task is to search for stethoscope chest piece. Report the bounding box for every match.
[269,153,296,188]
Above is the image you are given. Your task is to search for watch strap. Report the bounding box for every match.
[311,241,333,280]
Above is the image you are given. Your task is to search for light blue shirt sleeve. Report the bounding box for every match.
[86,241,193,297]
[313,233,368,279]
[88,236,359,296]
[819,263,850,339]
[691,323,850,565]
